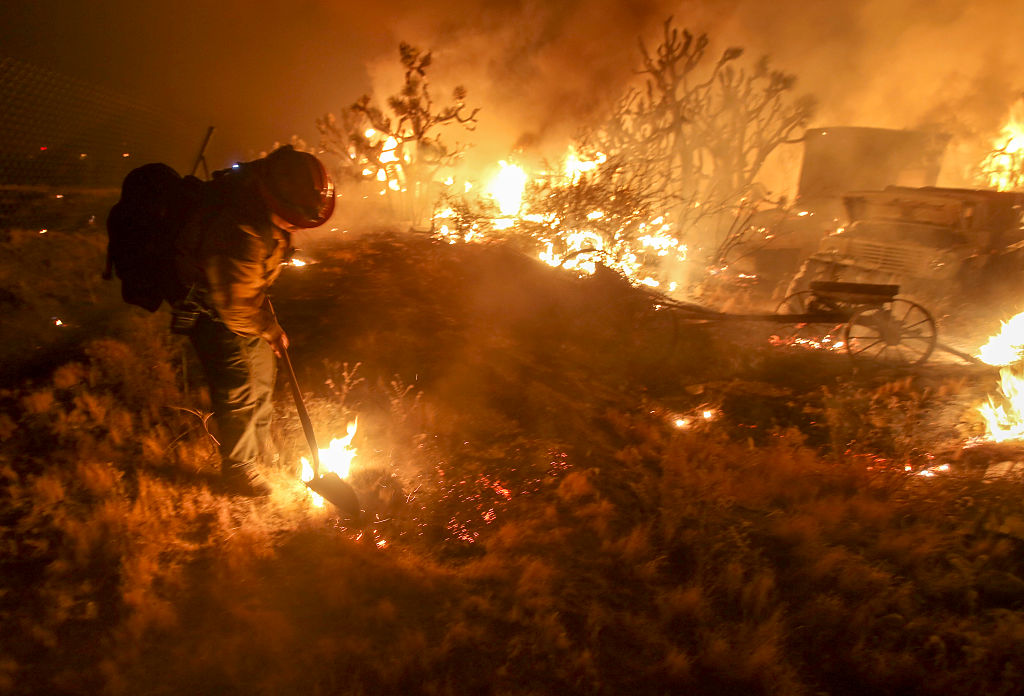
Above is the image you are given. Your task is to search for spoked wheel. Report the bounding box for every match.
[843,299,937,366]
[773,291,847,351]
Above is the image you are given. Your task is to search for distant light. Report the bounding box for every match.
[52,317,63,326]
[232,163,240,169]
[39,229,47,234]
[121,152,130,158]
[79,153,87,159]
[54,194,63,199]
[39,146,47,151]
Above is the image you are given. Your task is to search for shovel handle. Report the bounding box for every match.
[280,345,320,478]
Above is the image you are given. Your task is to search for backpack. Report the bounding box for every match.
[104,163,204,312]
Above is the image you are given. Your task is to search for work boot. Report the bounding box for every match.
[221,463,272,497]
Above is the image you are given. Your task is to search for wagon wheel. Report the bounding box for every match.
[631,303,679,361]
[843,299,937,366]
[773,290,847,351]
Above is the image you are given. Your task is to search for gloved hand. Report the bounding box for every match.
[268,331,290,358]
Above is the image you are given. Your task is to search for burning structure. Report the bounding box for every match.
[718,126,951,300]
[720,106,1024,310]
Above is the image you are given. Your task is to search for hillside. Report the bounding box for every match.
[1,220,1023,695]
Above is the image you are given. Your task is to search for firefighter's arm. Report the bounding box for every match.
[204,228,283,343]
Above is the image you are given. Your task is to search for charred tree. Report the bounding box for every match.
[577,18,816,270]
[318,43,480,227]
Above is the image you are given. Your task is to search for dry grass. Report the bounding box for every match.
[1,223,1023,695]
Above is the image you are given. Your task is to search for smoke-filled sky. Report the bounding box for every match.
[2,0,1021,181]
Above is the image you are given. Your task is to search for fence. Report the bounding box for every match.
[0,56,202,230]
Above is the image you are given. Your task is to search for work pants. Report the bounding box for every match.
[189,313,276,473]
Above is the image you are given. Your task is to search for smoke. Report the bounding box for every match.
[345,0,1023,184]
[4,0,1019,180]
[346,0,679,168]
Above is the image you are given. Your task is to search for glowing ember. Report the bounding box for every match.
[768,333,845,351]
[301,419,358,508]
[670,407,719,430]
[486,160,527,216]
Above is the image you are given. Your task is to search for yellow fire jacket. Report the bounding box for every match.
[175,175,290,342]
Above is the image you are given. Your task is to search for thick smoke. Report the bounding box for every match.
[349,0,1023,185]
[4,0,1019,180]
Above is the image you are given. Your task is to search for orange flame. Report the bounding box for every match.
[975,313,1024,442]
[301,419,358,508]
[981,100,1024,192]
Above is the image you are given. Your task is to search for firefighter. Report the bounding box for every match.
[173,145,335,495]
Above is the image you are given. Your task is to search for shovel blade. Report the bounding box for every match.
[307,472,361,518]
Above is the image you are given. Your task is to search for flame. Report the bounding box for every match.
[974,312,1024,442]
[976,311,1024,366]
[380,136,400,164]
[301,419,358,508]
[432,146,686,288]
[980,100,1024,191]
[486,161,527,216]
[564,146,606,183]
[976,368,1024,443]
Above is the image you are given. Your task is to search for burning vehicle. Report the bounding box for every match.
[718,126,952,302]
[721,124,1024,311]
[787,185,1024,305]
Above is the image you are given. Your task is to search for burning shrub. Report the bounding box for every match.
[317,42,480,228]
[430,18,814,295]
[976,96,1024,192]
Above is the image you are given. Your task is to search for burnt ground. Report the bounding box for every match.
[273,229,999,468]
[2,222,1024,695]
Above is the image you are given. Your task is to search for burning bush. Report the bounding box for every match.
[429,18,814,295]
[976,96,1024,193]
[317,43,480,228]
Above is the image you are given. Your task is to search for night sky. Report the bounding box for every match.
[2,0,1021,177]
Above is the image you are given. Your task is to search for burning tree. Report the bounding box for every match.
[489,18,816,289]
[977,96,1024,192]
[318,43,480,226]
[587,19,813,254]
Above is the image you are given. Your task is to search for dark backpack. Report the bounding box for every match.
[104,163,204,312]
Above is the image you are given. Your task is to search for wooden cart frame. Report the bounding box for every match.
[638,281,940,367]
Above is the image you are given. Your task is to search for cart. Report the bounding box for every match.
[636,280,941,367]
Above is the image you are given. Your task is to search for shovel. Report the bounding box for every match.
[279,344,361,518]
